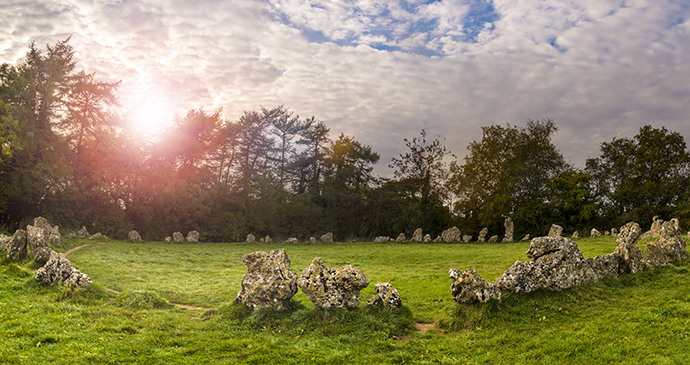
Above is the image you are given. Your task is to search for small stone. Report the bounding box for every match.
[297,258,369,308]
[78,226,89,238]
[246,234,256,243]
[367,282,402,308]
[286,237,298,243]
[310,237,317,243]
[462,235,472,243]
[236,249,298,311]
[320,232,333,243]
[590,228,601,237]
[172,232,184,242]
[441,227,462,243]
[186,231,200,242]
[374,236,390,243]
[488,235,498,243]
[164,236,172,243]
[411,228,423,242]
[423,234,431,242]
[0,234,10,251]
[605,231,610,236]
[611,228,618,236]
[478,227,488,242]
[433,236,443,242]
[450,268,501,303]
[548,224,563,237]
[128,230,142,242]
[264,235,272,244]
[521,234,530,241]
[395,233,406,242]
[89,232,103,240]
[571,231,579,238]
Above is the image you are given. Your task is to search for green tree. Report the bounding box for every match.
[551,170,597,232]
[585,125,690,228]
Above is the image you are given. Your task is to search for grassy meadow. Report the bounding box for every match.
[2,235,690,364]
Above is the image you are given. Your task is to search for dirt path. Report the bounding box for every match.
[63,242,208,310]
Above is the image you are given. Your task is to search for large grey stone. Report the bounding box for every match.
[612,222,644,274]
[173,232,184,242]
[27,225,52,264]
[186,231,199,242]
[450,268,501,303]
[297,258,369,308]
[441,227,462,243]
[236,249,298,311]
[645,220,689,267]
[503,218,514,242]
[494,236,598,293]
[320,232,333,244]
[586,254,620,280]
[36,251,92,288]
[6,229,28,261]
[367,282,402,308]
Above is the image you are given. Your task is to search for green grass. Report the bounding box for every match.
[1,235,689,364]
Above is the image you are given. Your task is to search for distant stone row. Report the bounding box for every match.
[245,232,334,244]
[236,249,400,310]
[1,217,92,288]
[450,219,688,304]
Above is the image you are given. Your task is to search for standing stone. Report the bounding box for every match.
[297,258,369,308]
[367,282,402,308]
[462,235,472,243]
[236,249,299,311]
[521,234,530,241]
[0,234,10,251]
[494,236,598,293]
[590,228,601,237]
[310,237,317,243]
[450,268,501,303]
[488,235,499,243]
[571,231,579,238]
[6,229,28,261]
[27,225,52,264]
[645,220,689,267]
[186,231,200,242]
[423,234,431,242]
[246,234,256,243]
[36,251,92,288]
[548,224,563,237]
[478,227,488,242]
[264,235,272,244]
[286,237,298,243]
[320,232,333,243]
[164,236,172,243]
[585,253,620,280]
[395,233,406,242]
[433,236,443,242]
[78,226,89,238]
[259,238,265,243]
[611,228,618,236]
[33,217,60,246]
[612,222,644,274]
[604,231,610,236]
[128,230,142,242]
[411,228,423,242]
[172,232,184,242]
[441,227,462,243]
[89,233,103,240]
[375,236,390,243]
[503,218,514,242]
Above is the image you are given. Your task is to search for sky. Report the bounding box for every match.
[1,0,689,175]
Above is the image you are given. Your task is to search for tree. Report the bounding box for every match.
[451,119,569,236]
[551,169,597,232]
[585,125,690,228]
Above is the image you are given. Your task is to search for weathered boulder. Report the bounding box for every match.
[310,237,317,243]
[441,227,461,243]
[6,229,28,261]
[164,236,172,243]
[548,224,563,237]
[586,254,620,280]
[612,222,644,274]
[264,235,272,244]
[521,234,530,241]
[450,268,501,303]
[320,232,333,244]
[0,234,10,251]
[297,258,369,308]
[89,232,103,240]
[605,231,610,236]
[128,230,142,242]
[411,228,423,242]
[246,234,256,243]
[236,249,298,311]
[645,220,689,267]
[503,218,514,242]
[78,226,89,238]
[27,225,52,264]
[375,236,390,243]
[641,216,664,239]
[488,235,498,243]
[36,251,92,288]
[433,236,443,242]
[186,231,200,242]
[590,228,601,237]
[611,228,618,236]
[494,236,598,293]
[172,232,184,242]
[367,282,402,308]
[571,231,579,238]
[395,233,406,242]
[423,234,431,242]
[286,237,298,244]
[34,217,61,246]
[462,235,472,243]
[478,227,488,242]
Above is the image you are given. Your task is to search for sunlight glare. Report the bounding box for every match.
[130,98,173,135]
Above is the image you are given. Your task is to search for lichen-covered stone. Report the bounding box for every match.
[297,258,369,308]
[611,228,618,236]
[450,268,501,303]
[433,236,442,242]
[173,232,184,242]
[6,229,28,261]
[571,231,579,238]
[246,234,256,243]
[462,235,472,243]
[128,230,142,242]
[0,234,10,251]
[367,282,402,308]
[27,225,52,264]
[423,234,431,242]
[411,228,423,242]
[590,228,602,237]
[478,227,488,242]
[320,232,333,243]
[89,232,103,240]
[441,226,461,243]
[286,237,298,244]
[641,216,664,240]
[645,221,689,267]
[34,217,61,246]
[236,249,298,311]
[395,233,406,242]
[494,236,597,293]
[164,236,172,243]
[521,234,530,241]
[613,222,644,274]
[375,236,390,243]
[548,224,563,237]
[78,226,89,238]
[186,231,200,242]
[488,235,498,243]
[36,251,92,288]
[503,218,514,242]
[586,254,620,280]
[264,235,272,243]
[310,237,317,243]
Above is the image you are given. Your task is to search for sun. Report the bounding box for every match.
[129,98,174,135]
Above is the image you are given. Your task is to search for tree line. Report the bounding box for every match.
[2,39,689,241]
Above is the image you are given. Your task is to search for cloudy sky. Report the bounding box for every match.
[2,0,689,174]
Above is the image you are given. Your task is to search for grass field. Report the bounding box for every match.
[2,235,689,364]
